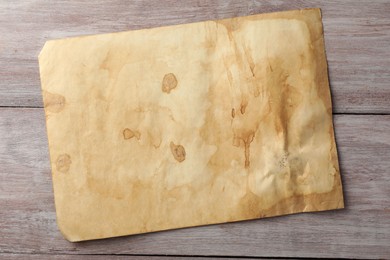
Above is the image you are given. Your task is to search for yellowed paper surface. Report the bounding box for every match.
[39,8,344,242]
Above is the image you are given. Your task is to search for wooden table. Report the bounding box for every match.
[1,1,389,259]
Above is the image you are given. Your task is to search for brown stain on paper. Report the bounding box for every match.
[56,154,71,173]
[123,128,141,140]
[170,142,186,162]
[162,73,178,93]
[200,19,271,169]
[231,108,235,118]
[43,91,66,113]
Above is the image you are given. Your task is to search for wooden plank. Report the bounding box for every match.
[0,108,389,259]
[0,254,174,260]
[0,253,261,260]
[0,0,389,112]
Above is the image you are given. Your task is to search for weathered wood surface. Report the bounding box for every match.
[0,0,389,113]
[1,0,390,258]
[0,254,258,260]
[0,109,389,259]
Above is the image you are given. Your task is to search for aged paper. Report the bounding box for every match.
[39,8,344,242]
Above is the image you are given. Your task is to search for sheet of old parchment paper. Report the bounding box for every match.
[39,8,344,242]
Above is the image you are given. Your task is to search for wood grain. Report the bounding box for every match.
[0,108,388,259]
[0,0,389,113]
[1,0,389,258]
[0,254,260,260]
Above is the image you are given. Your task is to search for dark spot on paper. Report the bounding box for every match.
[162,73,178,93]
[56,154,71,173]
[240,100,247,114]
[231,108,235,118]
[170,141,186,162]
[123,128,141,140]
